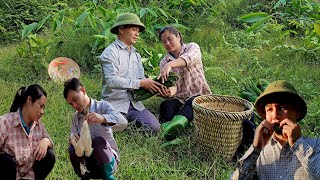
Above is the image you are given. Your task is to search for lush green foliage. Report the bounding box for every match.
[0,0,319,179]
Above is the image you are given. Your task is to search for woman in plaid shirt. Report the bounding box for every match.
[0,84,55,180]
[158,26,212,142]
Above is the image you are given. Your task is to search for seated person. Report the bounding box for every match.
[0,84,55,180]
[157,26,211,141]
[64,78,127,180]
[232,80,320,179]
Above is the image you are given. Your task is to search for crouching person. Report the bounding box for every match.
[0,84,55,180]
[64,78,127,180]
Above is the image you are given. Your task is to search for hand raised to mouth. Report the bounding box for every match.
[273,124,283,134]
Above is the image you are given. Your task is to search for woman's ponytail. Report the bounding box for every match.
[10,87,27,112]
[9,85,47,112]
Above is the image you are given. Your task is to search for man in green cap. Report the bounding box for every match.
[232,80,320,179]
[100,13,166,133]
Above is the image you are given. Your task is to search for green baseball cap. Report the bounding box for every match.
[254,80,307,122]
[110,13,145,34]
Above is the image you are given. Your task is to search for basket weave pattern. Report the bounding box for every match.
[192,95,254,159]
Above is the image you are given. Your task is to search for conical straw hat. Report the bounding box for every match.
[48,57,80,82]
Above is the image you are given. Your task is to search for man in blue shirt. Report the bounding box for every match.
[100,13,165,133]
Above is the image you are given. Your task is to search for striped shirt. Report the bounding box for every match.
[160,42,211,102]
[71,98,127,160]
[100,39,145,113]
[232,136,320,180]
[0,110,53,180]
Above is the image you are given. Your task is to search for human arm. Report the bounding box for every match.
[158,43,200,83]
[70,113,80,143]
[100,48,142,90]
[232,146,261,180]
[87,100,127,131]
[158,58,186,83]
[0,116,10,150]
[34,138,51,161]
[34,122,53,161]
[232,120,274,179]
[100,48,164,93]
[291,137,320,179]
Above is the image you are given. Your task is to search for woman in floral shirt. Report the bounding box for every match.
[158,26,211,142]
[0,84,55,180]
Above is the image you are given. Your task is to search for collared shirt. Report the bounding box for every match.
[160,42,211,102]
[100,39,145,113]
[0,110,53,180]
[71,98,127,159]
[232,136,320,180]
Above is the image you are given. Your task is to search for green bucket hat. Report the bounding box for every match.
[110,13,145,34]
[254,80,307,122]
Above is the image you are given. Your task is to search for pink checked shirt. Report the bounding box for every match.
[0,111,53,180]
[160,42,211,101]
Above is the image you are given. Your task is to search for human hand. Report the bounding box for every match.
[156,86,177,98]
[157,86,171,97]
[253,120,274,149]
[34,138,50,161]
[140,78,164,94]
[158,63,172,83]
[280,119,301,147]
[87,112,105,124]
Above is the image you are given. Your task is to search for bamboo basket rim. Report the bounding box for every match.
[192,94,254,159]
[192,94,254,116]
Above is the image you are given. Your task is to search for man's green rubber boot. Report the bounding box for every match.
[162,115,189,140]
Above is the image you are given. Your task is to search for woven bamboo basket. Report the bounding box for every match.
[192,95,254,160]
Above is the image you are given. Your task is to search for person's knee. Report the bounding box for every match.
[149,120,161,132]
[68,144,76,156]
[0,153,16,178]
[46,149,56,164]
[92,137,106,149]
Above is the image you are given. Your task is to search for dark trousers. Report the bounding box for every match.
[0,149,55,180]
[69,137,117,179]
[159,97,196,123]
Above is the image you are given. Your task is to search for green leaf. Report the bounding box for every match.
[246,15,273,32]
[189,0,196,5]
[158,8,168,18]
[36,15,50,31]
[140,8,147,17]
[239,12,269,23]
[75,11,89,26]
[52,20,57,32]
[274,0,286,9]
[97,5,108,18]
[93,35,108,39]
[88,12,97,31]
[280,30,297,39]
[93,0,98,6]
[314,23,320,36]
[29,35,39,48]
[22,22,37,41]
[146,8,158,17]
[99,19,109,30]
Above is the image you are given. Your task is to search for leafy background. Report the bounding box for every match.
[0,0,319,179]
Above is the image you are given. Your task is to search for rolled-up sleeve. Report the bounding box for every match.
[99,101,127,132]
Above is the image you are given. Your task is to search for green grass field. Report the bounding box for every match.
[0,0,319,179]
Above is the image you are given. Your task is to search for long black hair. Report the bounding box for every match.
[10,84,47,112]
[159,26,184,44]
